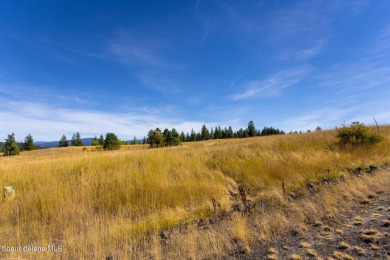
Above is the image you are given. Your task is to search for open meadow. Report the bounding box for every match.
[1,126,390,259]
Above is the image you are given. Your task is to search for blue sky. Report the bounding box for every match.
[0,0,389,141]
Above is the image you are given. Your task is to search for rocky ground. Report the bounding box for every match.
[229,189,390,260]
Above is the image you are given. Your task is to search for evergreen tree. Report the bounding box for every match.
[59,135,69,147]
[103,133,121,150]
[76,132,83,146]
[163,128,171,146]
[221,127,228,139]
[200,125,210,140]
[70,132,83,146]
[3,133,20,156]
[171,128,181,146]
[217,126,222,139]
[147,128,164,148]
[210,128,214,139]
[91,136,99,146]
[131,135,139,145]
[227,126,234,138]
[180,131,186,142]
[98,134,104,145]
[247,120,256,137]
[190,128,197,142]
[71,133,76,146]
[23,134,36,151]
[236,128,245,138]
[71,132,83,146]
[214,127,218,139]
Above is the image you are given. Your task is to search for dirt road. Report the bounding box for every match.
[230,183,390,259]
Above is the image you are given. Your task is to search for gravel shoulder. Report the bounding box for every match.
[229,180,390,259]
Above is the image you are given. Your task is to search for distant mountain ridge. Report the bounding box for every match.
[34,138,96,148]
[34,138,140,148]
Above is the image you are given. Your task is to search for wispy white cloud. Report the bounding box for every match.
[296,38,328,60]
[0,82,91,105]
[319,24,390,92]
[281,107,356,132]
[232,67,311,101]
[281,23,390,132]
[138,72,181,95]
[107,30,170,68]
[281,97,390,132]
[0,100,212,141]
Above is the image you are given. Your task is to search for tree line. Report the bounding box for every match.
[0,133,36,156]
[59,132,122,151]
[1,120,286,155]
[178,121,285,142]
[0,132,124,156]
[146,121,285,148]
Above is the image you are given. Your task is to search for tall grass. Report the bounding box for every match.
[0,126,389,258]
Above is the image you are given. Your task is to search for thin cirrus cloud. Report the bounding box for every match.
[232,68,311,101]
[107,30,174,69]
[318,26,390,93]
[0,101,211,141]
[295,38,329,60]
[280,97,390,132]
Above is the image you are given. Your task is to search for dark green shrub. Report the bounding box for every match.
[103,133,121,150]
[3,133,20,156]
[336,121,384,147]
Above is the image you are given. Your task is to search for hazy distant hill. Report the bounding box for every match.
[34,138,139,148]
[35,138,95,148]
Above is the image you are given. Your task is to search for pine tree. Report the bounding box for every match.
[131,135,139,145]
[147,128,164,148]
[247,120,256,137]
[171,128,181,146]
[180,131,186,142]
[227,126,234,138]
[210,128,214,139]
[71,133,76,146]
[98,134,104,145]
[75,132,83,146]
[190,128,196,142]
[23,134,36,151]
[163,128,171,146]
[91,136,99,146]
[3,133,20,156]
[103,133,121,150]
[59,135,69,147]
[200,125,210,140]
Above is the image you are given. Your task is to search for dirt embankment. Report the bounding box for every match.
[230,179,390,260]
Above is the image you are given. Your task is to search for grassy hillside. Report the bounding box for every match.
[0,126,389,259]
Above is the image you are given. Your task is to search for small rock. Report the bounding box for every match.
[232,204,245,212]
[160,230,170,240]
[366,165,378,173]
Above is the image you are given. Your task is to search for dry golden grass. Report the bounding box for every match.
[299,242,311,248]
[289,254,302,260]
[306,248,317,257]
[332,251,355,260]
[352,246,365,256]
[0,126,389,258]
[267,247,278,254]
[337,241,350,250]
